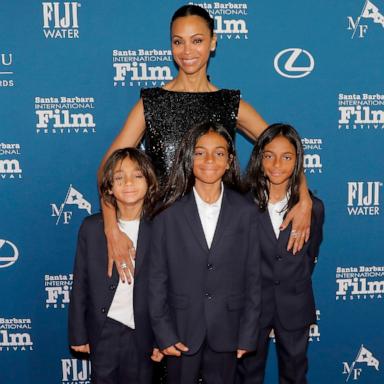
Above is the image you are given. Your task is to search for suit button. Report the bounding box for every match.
[109,284,116,290]
[274,280,280,285]
[101,307,106,313]
[207,263,214,270]
[205,293,213,300]
[276,256,282,261]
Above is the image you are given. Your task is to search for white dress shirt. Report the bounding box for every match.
[193,184,224,248]
[267,196,288,239]
[107,218,139,329]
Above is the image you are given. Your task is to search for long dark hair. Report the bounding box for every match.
[100,148,158,218]
[156,122,241,215]
[246,123,304,211]
[171,5,214,36]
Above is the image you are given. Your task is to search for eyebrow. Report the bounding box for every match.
[172,33,205,38]
[195,146,227,150]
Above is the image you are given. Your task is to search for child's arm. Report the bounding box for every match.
[238,213,261,354]
[68,221,89,349]
[148,214,182,352]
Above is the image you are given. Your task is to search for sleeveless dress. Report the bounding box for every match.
[140,87,240,183]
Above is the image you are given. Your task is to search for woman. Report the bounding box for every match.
[98,5,312,282]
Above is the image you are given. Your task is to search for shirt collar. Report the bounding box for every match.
[193,182,224,209]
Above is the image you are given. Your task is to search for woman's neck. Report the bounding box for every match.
[166,71,216,92]
[268,183,289,204]
[194,180,222,204]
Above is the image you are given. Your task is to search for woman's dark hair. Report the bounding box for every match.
[156,122,241,215]
[246,123,304,212]
[171,5,214,36]
[100,148,158,218]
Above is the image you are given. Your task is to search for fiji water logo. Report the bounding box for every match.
[113,49,173,87]
[347,0,384,38]
[61,358,91,384]
[0,318,33,352]
[42,2,81,39]
[51,185,91,225]
[347,181,382,215]
[342,345,379,381]
[45,274,73,308]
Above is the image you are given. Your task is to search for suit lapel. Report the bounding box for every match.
[210,187,232,252]
[182,192,209,253]
[259,208,278,243]
[134,219,149,277]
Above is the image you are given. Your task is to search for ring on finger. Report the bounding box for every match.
[120,262,128,269]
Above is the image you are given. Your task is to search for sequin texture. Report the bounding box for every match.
[141,87,240,184]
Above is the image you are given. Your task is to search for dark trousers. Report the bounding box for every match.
[91,317,152,384]
[238,316,310,384]
[167,339,237,384]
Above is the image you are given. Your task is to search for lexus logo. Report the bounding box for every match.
[0,239,19,268]
[274,48,315,78]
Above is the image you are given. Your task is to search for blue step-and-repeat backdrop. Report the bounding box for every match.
[1,1,383,383]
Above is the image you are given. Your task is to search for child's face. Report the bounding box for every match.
[110,157,148,210]
[193,131,231,186]
[261,135,296,188]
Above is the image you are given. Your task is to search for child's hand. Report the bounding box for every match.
[162,342,189,357]
[151,348,164,362]
[71,344,90,354]
[237,349,248,359]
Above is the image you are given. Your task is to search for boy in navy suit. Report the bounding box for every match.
[68,148,162,384]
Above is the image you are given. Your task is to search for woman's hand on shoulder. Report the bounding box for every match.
[237,99,268,141]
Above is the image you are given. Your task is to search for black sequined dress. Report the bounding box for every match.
[141,87,240,184]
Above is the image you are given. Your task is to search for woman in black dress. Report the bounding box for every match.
[98,4,312,290]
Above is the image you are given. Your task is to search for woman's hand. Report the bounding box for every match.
[280,197,312,254]
[237,349,248,358]
[71,344,90,353]
[105,225,135,283]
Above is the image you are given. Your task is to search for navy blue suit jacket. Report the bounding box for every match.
[149,187,261,355]
[68,213,154,358]
[256,196,324,331]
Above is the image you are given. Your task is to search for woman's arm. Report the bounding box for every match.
[236,99,268,141]
[98,99,146,281]
[237,99,312,253]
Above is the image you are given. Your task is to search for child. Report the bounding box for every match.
[68,148,162,384]
[149,122,261,384]
[239,123,324,383]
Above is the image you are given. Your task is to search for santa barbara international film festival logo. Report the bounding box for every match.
[347,0,384,38]
[51,185,91,225]
[45,274,72,308]
[35,96,95,134]
[190,2,249,39]
[113,49,174,87]
[0,239,19,269]
[0,53,14,88]
[42,2,81,39]
[61,358,91,384]
[347,181,382,216]
[302,138,323,174]
[342,345,379,381]
[336,265,384,300]
[274,48,315,79]
[338,93,384,130]
[0,318,33,352]
[0,143,22,180]
[269,309,321,343]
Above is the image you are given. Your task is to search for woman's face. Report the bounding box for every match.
[171,15,216,76]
